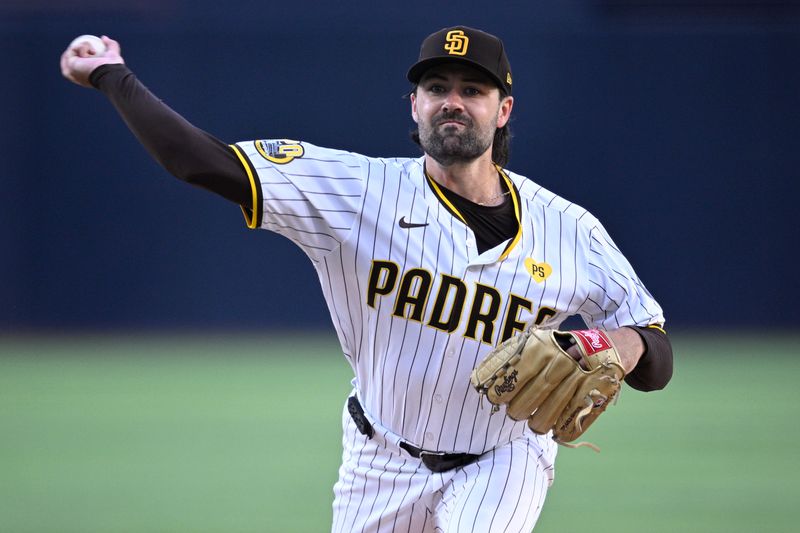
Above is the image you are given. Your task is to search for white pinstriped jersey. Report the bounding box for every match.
[232,139,664,455]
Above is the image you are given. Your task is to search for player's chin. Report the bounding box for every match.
[440,136,470,150]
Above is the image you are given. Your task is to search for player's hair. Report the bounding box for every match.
[409,123,512,168]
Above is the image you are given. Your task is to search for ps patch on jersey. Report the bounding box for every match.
[255,139,304,164]
[524,258,552,283]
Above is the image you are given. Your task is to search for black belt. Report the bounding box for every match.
[347,396,480,473]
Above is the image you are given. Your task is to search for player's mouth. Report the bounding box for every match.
[436,120,470,134]
[435,114,470,128]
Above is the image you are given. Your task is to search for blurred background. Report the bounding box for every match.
[2,0,798,332]
[1,1,799,532]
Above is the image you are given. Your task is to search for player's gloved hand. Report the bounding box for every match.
[60,36,124,88]
[470,328,625,449]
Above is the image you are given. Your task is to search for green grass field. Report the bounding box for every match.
[1,333,798,532]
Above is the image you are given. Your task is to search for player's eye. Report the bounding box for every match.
[428,84,446,94]
[464,87,481,97]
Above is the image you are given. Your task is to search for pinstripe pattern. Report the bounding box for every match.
[234,139,664,530]
[332,398,556,533]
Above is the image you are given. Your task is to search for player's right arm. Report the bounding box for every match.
[60,36,252,208]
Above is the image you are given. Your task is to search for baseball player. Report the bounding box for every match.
[61,27,673,532]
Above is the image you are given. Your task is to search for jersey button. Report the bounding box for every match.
[434,394,443,404]
[425,432,435,442]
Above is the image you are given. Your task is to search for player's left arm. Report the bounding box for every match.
[606,325,673,391]
[581,222,674,392]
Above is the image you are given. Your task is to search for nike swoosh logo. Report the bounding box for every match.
[398,216,429,229]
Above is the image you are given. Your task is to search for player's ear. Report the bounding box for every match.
[496,95,513,129]
[410,92,419,123]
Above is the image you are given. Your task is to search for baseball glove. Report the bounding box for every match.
[470,328,624,449]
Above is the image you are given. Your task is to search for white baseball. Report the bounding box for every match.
[68,34,107,55]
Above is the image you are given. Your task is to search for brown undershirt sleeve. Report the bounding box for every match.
[89,64,252,208]
[625,326,674,392]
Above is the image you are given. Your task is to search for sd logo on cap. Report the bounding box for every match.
[407,26,513,95]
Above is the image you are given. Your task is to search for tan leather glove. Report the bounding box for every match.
[471,328,625,446]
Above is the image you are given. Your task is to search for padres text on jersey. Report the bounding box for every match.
[231,139,663,456]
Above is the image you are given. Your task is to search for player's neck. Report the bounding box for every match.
[424,153,505,207]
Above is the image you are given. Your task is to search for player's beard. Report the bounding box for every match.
[418,111,496,166]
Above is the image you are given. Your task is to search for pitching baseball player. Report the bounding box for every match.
[61,26,673,532]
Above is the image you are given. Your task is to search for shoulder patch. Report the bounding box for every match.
[255,139,304,164]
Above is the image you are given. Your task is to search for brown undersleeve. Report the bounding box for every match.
[626,326,673,391]
[90,64,251,208]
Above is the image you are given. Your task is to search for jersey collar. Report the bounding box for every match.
[423,163,522,262]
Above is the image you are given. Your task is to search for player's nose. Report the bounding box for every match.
[441,91,465,113]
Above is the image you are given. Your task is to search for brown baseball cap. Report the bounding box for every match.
[407,26,513,95]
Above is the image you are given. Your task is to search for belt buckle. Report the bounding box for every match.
[419,450,461,473]
[418,450,447,461]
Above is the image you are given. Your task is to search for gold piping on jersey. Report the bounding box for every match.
[425,173,468,225]
[424,166,522,260]
[229,144,260,229]
[647,324,667,335]
[496,166,522,261]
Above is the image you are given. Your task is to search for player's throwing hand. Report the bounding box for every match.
[60,35,124,88]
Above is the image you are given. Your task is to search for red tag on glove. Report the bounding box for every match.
[572,329,612,356]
